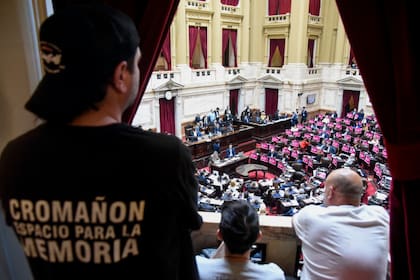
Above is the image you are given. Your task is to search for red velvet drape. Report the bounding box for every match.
[161,31,171,70]
[122,0,179,123]
[268,0,291,15]
[309,0,320,16]
[221,0,239,6]
[269,39,285,67]
[189,26,199,68]
[268,0,279,15]
[229,89,239,116]
[199,27,208,69]
[279,0,291,14]
[159,97,175,135]
[222,29,238,67]
[307,39,315,67]
[336,1,420,279]
[265,88,278,116]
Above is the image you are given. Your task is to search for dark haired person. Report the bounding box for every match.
[300,106,308,124]
[292,168,389,280]
[196,200,285,280]
[0,4,202,279]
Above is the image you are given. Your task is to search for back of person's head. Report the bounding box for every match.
[323,168,364,206]
[26,3,140,123]
[219,200,260,254]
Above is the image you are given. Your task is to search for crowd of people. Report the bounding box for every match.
[0,3,391,279]
[186,106,236,141]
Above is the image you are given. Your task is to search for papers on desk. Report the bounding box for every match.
[199,198,224,206]
[280,199,299,207]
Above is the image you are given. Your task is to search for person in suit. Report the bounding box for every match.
[300,106,308,123]
[225,143,236,159]
[292,168,389,280]
[212,140,221,153]
[268,147,278,158]
[291,110,299,126]
[196,200,286,280]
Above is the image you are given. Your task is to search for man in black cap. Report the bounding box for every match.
[0,3,202,279]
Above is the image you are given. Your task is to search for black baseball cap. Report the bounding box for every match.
[25,3,140,123]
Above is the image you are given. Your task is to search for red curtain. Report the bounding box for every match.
[229,89,239,116]
[222,29,238,67]
[189,26,199,68]
[307,39,315,68]
[221,0,239,6]
[309,0,320,16]
[159,97,175,135]
[268,38,285,67]
[336,1,420,279]
[279,0,291,14]
[268,0,279,15]
[199,27,208,69]
[161,31,171,70]
[268,0,291,15]
[265,88,278,116]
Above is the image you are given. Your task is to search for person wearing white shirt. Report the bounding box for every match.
[196,200,285,280]
[292,168,389,280]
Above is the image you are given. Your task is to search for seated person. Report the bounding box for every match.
[292,168,389,280]
[267,147,278,158]
[193,124,202,138]
[208,151,221,166]
[225,143,236,159]
[272,110,280,120]
[299,138,310,150]
[196,200,285,280]
[212,140,221,153]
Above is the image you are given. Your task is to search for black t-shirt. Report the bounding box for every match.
[0,123,202,279]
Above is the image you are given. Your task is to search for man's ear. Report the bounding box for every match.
[216,229,223,241]
[112,60,129,92]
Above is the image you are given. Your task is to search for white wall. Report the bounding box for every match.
[0,0,41,152]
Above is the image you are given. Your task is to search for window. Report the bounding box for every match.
[268,39,285,67]
[189,26,208,69]
[222,29,237,67]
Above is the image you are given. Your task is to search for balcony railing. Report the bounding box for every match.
[265,13,290,25]
[147,70,180,90]
[344,67,361,77]
[307,67,322,79]
[191,68,216,83]
[186,0,208,10]
[265,67,282,75]
[308,14,322,25]
[221,4,241,15]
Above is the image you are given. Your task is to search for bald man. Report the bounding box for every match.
[292,168,389,280]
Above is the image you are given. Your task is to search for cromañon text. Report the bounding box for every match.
[9,198,145,264]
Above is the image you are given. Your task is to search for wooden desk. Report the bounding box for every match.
[185,125,254,160]
[210,155,249,176]
[235,118,291,141]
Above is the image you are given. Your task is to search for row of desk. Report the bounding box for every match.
[185,118,291,161]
